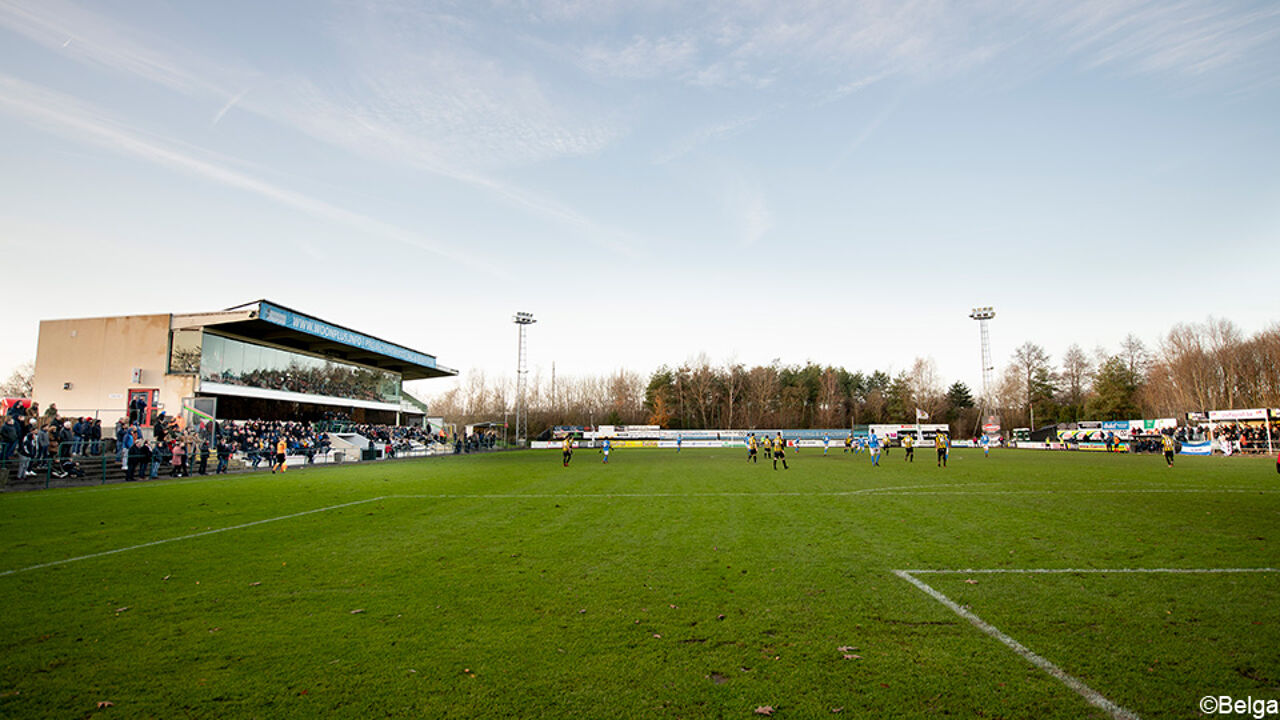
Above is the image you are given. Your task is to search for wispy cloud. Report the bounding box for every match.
[829,90,906,170]
[0,0,238,96]
[0,0,640,256]
[721,174,772,247]
[653,111,764,165]
[210,88,248,126]
[0,74,501,276]
[580,34,699,80]
[561,0,1280,93]
[1045,0,1280,80]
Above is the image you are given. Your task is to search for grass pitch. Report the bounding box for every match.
[1,448,1277,718]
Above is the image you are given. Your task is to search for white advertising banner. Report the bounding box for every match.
[1207,409,1268,421]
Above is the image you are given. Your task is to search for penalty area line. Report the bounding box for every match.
[893,569,1142,720]
[0,496,388,578]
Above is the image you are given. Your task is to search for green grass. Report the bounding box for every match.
[1,449,1277,718]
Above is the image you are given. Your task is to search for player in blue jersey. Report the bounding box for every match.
[601,438,612,464]
[676,434,683,453]
[868,431,881,466]
[980,434,990,457]
[823,434,830,455]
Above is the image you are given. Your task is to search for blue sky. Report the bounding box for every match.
[1,0,1278,400]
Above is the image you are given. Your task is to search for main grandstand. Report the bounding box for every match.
[30,299,456,427]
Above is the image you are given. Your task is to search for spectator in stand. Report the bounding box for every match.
[128,395,146,425]
[147,440,162,478]
[215,439,230,474]
[89,418,103,455]
[0,416,17,461]
[170,439,187,477]
[114,419,127,464]
[5,401,26,437]
[34,422,50,462]
[16,428,36,480]
[58,421,73,459]
[198,441,210,475]
[126,431,146,482]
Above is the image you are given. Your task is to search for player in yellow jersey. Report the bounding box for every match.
[902,434,914,462]
[772,433,789,470]
[1161,432,1176,468]
[273,436,287,474]
[934,432,948,467]
[844,434,852,453]
[562,435,574,467]
[747,433,758,463]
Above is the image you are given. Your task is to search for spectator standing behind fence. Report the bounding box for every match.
[58,421,72,459]
[125,431,144,482]
[34,422,49,462]
[6,401,25,436]
[0,416,16,461]
[216,439,230,474]
[16,429,36,479]
[198,441,210,475]
[147,440,161,478]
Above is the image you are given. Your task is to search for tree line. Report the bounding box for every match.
[429,316,1280,437]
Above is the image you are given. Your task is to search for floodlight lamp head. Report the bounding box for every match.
[513,311,536,325]
[969,306,995,320]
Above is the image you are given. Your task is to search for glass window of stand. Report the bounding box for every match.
[199,334,400,404]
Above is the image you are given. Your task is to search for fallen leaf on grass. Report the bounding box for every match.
[837,646,857,652]
[96,701,114,708]
[717,614,726,621]
[350,609,365,614]
[114,607,129,614]
[754,706,775,716]
[964,579,979,585]
[578,609,586,614]
[831,708,843,713]
[842,654,862,660]
[249,582,262,587]
[653,634,662,639]
[162,575,171,581]
[209,627,221,633]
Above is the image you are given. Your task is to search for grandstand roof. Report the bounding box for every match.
[172,299,456,381]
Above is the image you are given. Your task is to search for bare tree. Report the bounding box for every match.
[1119,334,1152,379]
[0,361,34,398]
[1059,344,1093,410]
[1008,342,1055,429]
[905,357,944,418]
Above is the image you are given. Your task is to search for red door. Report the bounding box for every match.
[128,389,158,427]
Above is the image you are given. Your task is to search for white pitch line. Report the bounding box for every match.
[381,487,1278,500]
[864,488,1280,496]
[0,496,386,578]
[893,569,1142,720]
[903,567,1280,575]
